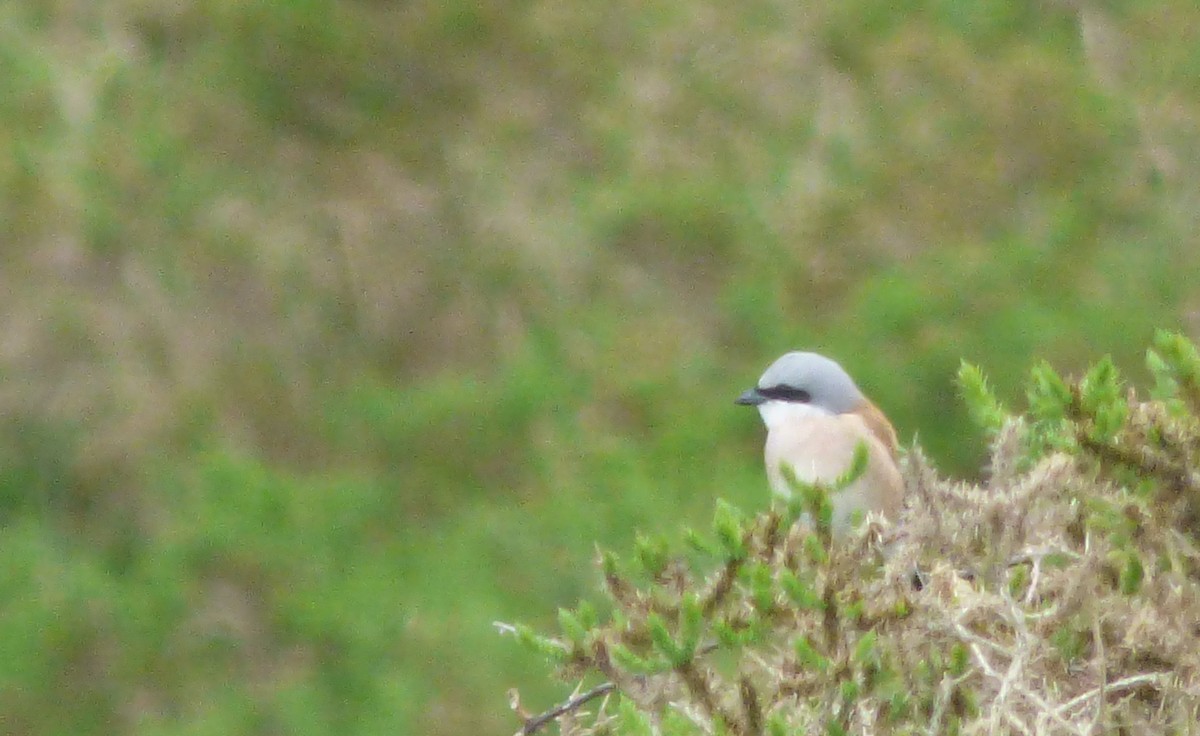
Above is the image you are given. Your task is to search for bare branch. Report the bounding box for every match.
[515,682,617,736]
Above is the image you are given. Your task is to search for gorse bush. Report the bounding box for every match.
[507,331,1200,735]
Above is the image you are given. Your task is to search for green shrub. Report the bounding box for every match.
[507,332,1200,734]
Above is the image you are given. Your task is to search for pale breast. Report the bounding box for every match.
[763,412,903,532]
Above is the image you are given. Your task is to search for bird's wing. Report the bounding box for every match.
[851,400,899,458]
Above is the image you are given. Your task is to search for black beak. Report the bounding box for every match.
[735,388,765,406]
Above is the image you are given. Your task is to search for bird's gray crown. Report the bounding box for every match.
[756,352,863,414]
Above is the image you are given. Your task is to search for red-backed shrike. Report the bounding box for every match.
[737,351,904,533]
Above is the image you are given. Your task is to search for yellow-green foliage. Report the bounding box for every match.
[509,334,1200,734]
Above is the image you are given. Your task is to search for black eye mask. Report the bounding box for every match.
[757,385,812,403]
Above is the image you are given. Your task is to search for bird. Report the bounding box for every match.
[736,351,904,534]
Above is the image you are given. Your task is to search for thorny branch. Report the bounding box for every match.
[513,682,617,736]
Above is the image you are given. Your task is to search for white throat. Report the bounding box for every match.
[756,400,835,431]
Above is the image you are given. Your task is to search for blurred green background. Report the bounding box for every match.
[2,1,1199,734]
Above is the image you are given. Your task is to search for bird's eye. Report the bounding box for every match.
[761,385,811,403]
